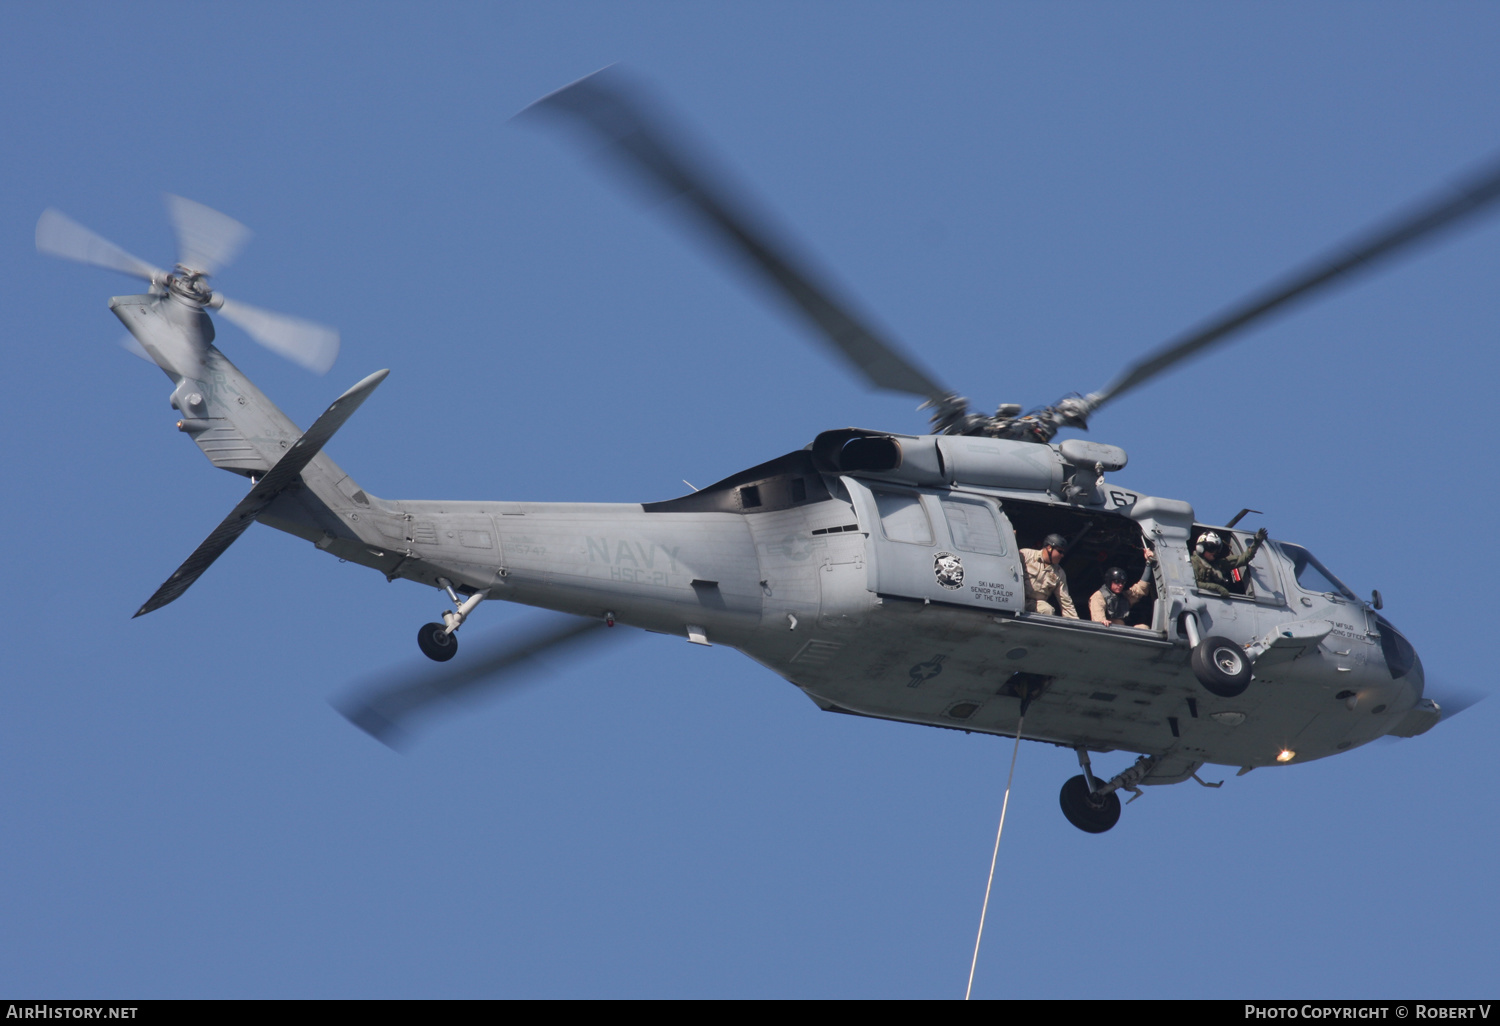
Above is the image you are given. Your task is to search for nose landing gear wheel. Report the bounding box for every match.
[1191,634,1252,698]
[1059,774,1121,833]
[417,621,458,662]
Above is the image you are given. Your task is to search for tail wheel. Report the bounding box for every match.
[1058,774,1121,833]
[1191,635,1252,698]
[417,621,458,662]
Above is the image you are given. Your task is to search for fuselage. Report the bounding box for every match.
[110,289,1428,783]
[286,434,1427,782]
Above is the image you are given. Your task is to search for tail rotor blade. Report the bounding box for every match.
[119,333,153,363]
[216,295,340,374]
[165,194,252,276]
[334,616,618,748]
[36,208,164,283]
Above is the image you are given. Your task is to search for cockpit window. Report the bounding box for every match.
[1374,615,1416,680]
[1277,542,1358,600]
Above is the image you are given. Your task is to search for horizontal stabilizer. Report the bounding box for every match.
[134,369,389,617]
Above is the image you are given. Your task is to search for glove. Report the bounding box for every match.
[1254,527,1268,543]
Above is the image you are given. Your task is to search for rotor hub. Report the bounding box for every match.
[934,392,1100,443]
[165,266,214,306]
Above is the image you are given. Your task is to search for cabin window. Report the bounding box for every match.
[1237,531,1285,604]
[739,485,762,509]
[873,490,933,545]
[1188,529,1255,600]
[1278,543,1358,600]
[941,499,1006,556]
[1184,528,1288,605]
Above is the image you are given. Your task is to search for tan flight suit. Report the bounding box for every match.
[1090,578,1152,626]
[1020,548,1078,618]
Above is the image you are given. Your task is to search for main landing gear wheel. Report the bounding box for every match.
[1191,635,1252,698]
[417,621,458,662]
[1059,774,1121,834]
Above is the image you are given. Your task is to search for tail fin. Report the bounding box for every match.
[112,289,378,500]
[134,369,388,616]
[113,290,394,612]
[113,292,321,477]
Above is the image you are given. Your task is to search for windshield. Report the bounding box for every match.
[1374,615,1418,680]
[1276,542,1359,601]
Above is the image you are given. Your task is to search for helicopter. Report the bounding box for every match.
[36,69,1498,834]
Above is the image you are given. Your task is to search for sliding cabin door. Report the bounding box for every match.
[843,478,1024,613]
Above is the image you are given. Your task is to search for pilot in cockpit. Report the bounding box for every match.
[1193,527,1267,598]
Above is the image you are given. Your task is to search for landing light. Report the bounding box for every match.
[1276,749,1296,763]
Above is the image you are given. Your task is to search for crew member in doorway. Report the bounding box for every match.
[1090,549,1156,627]
[1194,527,1267,598]
[1021,534,1078,618]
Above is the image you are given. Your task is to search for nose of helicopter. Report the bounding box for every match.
[1370,614,1443,738]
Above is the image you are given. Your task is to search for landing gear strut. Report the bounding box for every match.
[417,578,488,662]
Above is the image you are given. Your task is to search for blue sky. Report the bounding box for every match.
[2,2,1498,998]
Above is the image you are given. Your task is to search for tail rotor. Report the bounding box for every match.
[36,207,165,284]
[212,294,340,374]
[37,196,339,374]
[164,193,252,277]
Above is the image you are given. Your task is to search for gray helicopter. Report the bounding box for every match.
[39,71,1497,833]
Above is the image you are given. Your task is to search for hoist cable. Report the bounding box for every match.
[964,716,1025,1001]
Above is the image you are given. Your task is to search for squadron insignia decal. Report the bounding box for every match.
[934,551,964,590]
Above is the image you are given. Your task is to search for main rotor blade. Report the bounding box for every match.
[165,194,252,276]
[36,208,164,283]
[334,616,616,748]
[215,296,340,374]
[1378,681,1487,745]
[1087,154,1500,413]
[521,69,957,406]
